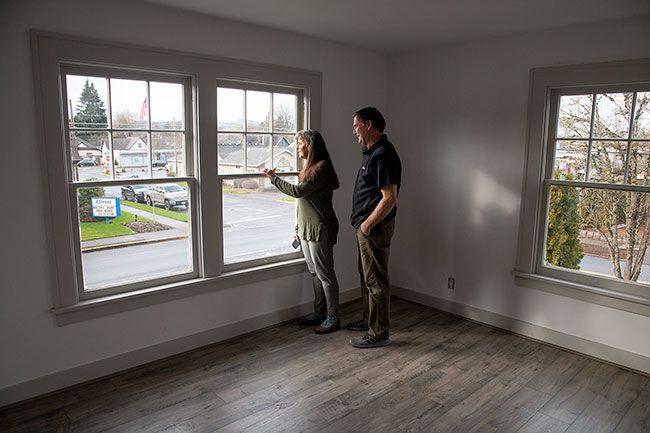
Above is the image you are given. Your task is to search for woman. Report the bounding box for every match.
[263,130,341,334]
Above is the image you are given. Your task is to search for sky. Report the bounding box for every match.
[66,75,185,125]
[67,75,297,130]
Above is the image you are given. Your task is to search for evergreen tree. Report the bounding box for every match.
[546,171,583,269]
[77,186,106,222]
[73,80,107,136]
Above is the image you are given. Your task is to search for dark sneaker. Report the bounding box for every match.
[346,319,369,332]
[297,313,326,326]
[350,333,390,348]
[315,317,340,334]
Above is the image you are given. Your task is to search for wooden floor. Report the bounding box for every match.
[1,299,648,433]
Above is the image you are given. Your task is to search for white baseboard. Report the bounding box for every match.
[4,285,645,408]
[0,288,360,408]
[391,285,649,375]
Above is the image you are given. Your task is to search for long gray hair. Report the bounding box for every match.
[296,130,339,189]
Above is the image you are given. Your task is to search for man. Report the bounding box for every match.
[347,107,401,348]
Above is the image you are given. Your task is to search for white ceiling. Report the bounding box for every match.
[142,0,650,53]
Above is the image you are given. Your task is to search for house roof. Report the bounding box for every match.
[113,136,147,151]
[222,147,294,167]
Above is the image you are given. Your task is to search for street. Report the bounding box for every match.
[81,189,297,290]
[578,254,650,283]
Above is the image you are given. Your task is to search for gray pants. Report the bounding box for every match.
[301,231,340,318]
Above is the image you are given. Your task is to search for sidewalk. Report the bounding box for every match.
[81,204,188,252]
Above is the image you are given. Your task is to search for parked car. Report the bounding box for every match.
[152,159,167,167]
[77,157,97,167]
[145,184,188,210]
[121,184,150,203]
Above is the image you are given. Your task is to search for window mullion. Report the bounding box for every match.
[585,94,597,181]
[623,92,638,183]
[270,94,275,168]
[244,91,248,172]
[107,78,115,180]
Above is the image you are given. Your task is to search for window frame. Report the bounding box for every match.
[217,80,304,270]
[514,58,650,316]
[60,65,199,299]
[31,31,321,324]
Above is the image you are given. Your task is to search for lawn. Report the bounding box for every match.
[80,212,152,241]
[120,201,188,222]
[223,187,253,195]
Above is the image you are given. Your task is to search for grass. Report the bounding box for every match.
[223,187,253,195]
[120,201,188,222]
[279,196,295,203]
[80,212,153,241]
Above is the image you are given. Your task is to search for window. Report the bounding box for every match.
[515,58,650,316]
[62,67,196,296]
[32,31,321,323]
[217,83,303,267]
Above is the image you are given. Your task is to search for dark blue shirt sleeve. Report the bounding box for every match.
[375,156,398,188]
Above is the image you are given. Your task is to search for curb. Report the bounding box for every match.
[81,234,188,252]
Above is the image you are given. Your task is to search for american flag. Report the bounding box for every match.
[138,96,148,121]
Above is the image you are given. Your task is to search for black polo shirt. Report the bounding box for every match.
[351,135,402,229]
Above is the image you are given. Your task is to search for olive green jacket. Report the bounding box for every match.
[271,174,339,244]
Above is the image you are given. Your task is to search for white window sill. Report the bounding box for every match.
[513,271,650,317]
[53,259,306,325]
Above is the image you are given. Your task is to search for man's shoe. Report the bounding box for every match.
[315,317,340,334]
[346,319,369,332]
[350,333,390,348]
[297,313,326,326]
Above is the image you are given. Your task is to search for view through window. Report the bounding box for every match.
[64,71,195,292]
[217,85,301,265]
[544,90,650,285]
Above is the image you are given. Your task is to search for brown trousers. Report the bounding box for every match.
[357,219,395,338]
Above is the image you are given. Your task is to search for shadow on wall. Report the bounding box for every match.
[394,153,523,314]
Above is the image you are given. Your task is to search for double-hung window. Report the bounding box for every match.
[515,58,650,315]
[61,66,196,296]
[217,83,303,267]
[32,31,321,324]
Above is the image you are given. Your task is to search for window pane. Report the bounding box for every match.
[70,131,110,182]
[246,134,271,172]
[273,93,297,132]
[150,82,184,130]
[66,75,109,129]
[628,142,650,185]
[222,175,297,264]
[113,132,150,179]
[246,91,271,132]
[273,134,297,172]
[152,132,185,179]
[593,93,632,139]
[589,141,627,183]
[217,88,244,131]
[557,94,592,138]
[553,140,588,181]
[545,186,650,284]
[633,92,650,139]
[111,79,148,129]
[77,183,193,291]
[218,133,244,174]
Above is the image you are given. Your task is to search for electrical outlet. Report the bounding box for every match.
[447,277,455,289]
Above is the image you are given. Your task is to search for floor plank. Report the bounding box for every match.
[0,298,648,433]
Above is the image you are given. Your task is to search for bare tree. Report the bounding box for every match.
[562,92,650,281]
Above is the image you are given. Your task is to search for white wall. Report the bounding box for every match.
[387,15,650,359]
[0,0,386,399]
